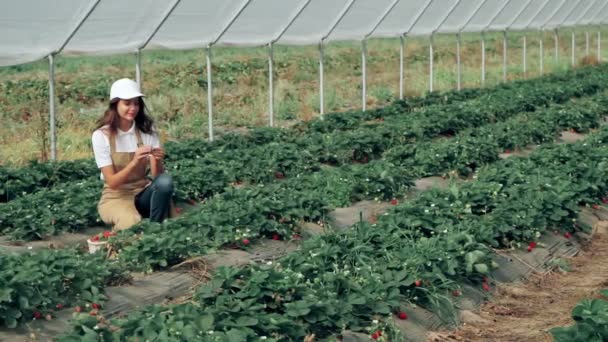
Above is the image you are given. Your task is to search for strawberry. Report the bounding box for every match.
[483,276,489,283]
[33,311,42,319]
[564,232,572,239]
[482,283,490,292]
[74,306,82,313]
[504,149,512,154]
[102,231,115,239]
[292,234,301,240]
[390,198,398,205]
[89,310,97,316]
[414,280,422,287]
[271,234,280,241]
[398,311,408,320]
[602,198,608,204]
[90,235,100,242]
[242,239,250,245]
[593,204,600,210]
[371,331,380,340]
[452,290,461,297]
[175,207,183,214]
[274,172,285,179]
[527,246,533,253]
[56,303,63,310]
[91,303,101,309]
[529,241,537,249]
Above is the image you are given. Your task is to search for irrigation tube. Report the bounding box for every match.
[206,47,214,141]
[268,43,274,127]
[399,35,405,100]
[456,33,462,90]
[48,54,57,161]
[362,39,367,111]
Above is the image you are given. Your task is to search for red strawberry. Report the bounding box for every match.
[175,207,183,214]
[415,280,422,287]
[593,204,600,210]
[371,331,380,340]
[56,303,63,310]
[272,234,280,241]
[602,198,608,204]
[390,198,398,205]
[398,311,408,320]
[74,306,82,313]
[483,276,489,283]
[527,246,533,253]
[89,310,97,316]
[274,172,285,179]
[242,239,250,245]
[564,232,572,239]
[33,311,42,319]
[292,234,301,240]
[482,283,490,292]
[504,149,512,154]
[91,303,101,310]
[452,290,461,297]
[90,235,100,242]
[529,241,537,249]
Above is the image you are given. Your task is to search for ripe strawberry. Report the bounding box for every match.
[91,303,101,310]
[56,303,63,310]
[371,331,380,340]
[102,231,116,239]
[74,306,82,313]
[452,290,461,297]
[593,204,600,210]
[414,280,422,287]
[602,198,608,204]
[504,149,512,154]
[33,311,42,319]
[175,207,183,214]
[242,239,250,245]
[483,276,489,283]
[274,172,285,179]
[564,232,572,239]
[271,234,280,241]
[90,235,100,242]
[398,311,408,320]
[529,241,537,249]
[527,246,533,252]
[292,234,301,240]
[390,198,398,205]
[482,283,490,292]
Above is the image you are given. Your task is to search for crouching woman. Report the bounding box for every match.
[92,78,176,231]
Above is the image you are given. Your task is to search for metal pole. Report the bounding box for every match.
[430,34,434,92]
[268,43,274,127]
[540,32,544,75]
[523,35,527,76]
[572,31,576,66]
[481,33,486,85]
[135,49,142,86]
[554,30,559,63]
[586,30,590,57]
[598,30,602,62]
[319,43,325,116]
[399,35,405,100]
[503,31,507,82]
[206,47,214,141]
[362,39,367,111]
[457,33,462,90]
[48,54,57,161]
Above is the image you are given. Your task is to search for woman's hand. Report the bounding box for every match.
[134,145,153,161]
[151,147,165,161]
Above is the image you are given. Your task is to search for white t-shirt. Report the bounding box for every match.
[92,123,161,180]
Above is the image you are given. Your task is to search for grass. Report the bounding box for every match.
[0,29,606,165]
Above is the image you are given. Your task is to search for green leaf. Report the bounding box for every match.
[195,314,214,331]
[235,316,258,327]
[474,263,489,275]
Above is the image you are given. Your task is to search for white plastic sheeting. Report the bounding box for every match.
[2,0,608,66]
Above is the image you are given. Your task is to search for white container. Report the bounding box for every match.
[87,239,107,254]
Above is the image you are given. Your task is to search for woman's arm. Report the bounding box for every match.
[101,146,151,189]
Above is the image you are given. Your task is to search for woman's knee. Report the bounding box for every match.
[153,173,174,193]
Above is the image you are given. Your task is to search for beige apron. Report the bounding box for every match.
[97,130,150,231]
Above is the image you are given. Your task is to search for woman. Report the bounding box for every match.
[92,78,175,231]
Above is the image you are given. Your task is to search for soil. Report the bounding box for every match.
[428,220,608,342]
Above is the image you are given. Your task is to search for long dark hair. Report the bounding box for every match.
[94,97,155,136]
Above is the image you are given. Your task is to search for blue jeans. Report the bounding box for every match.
[135,174,174,223]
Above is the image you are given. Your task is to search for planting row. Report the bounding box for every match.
[2,73,607,241]
[550,289,608,341]
[58,120,608,341]
[2,91,605,329]
[2,64,607,202]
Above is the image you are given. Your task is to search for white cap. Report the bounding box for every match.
[109,78,144,101]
